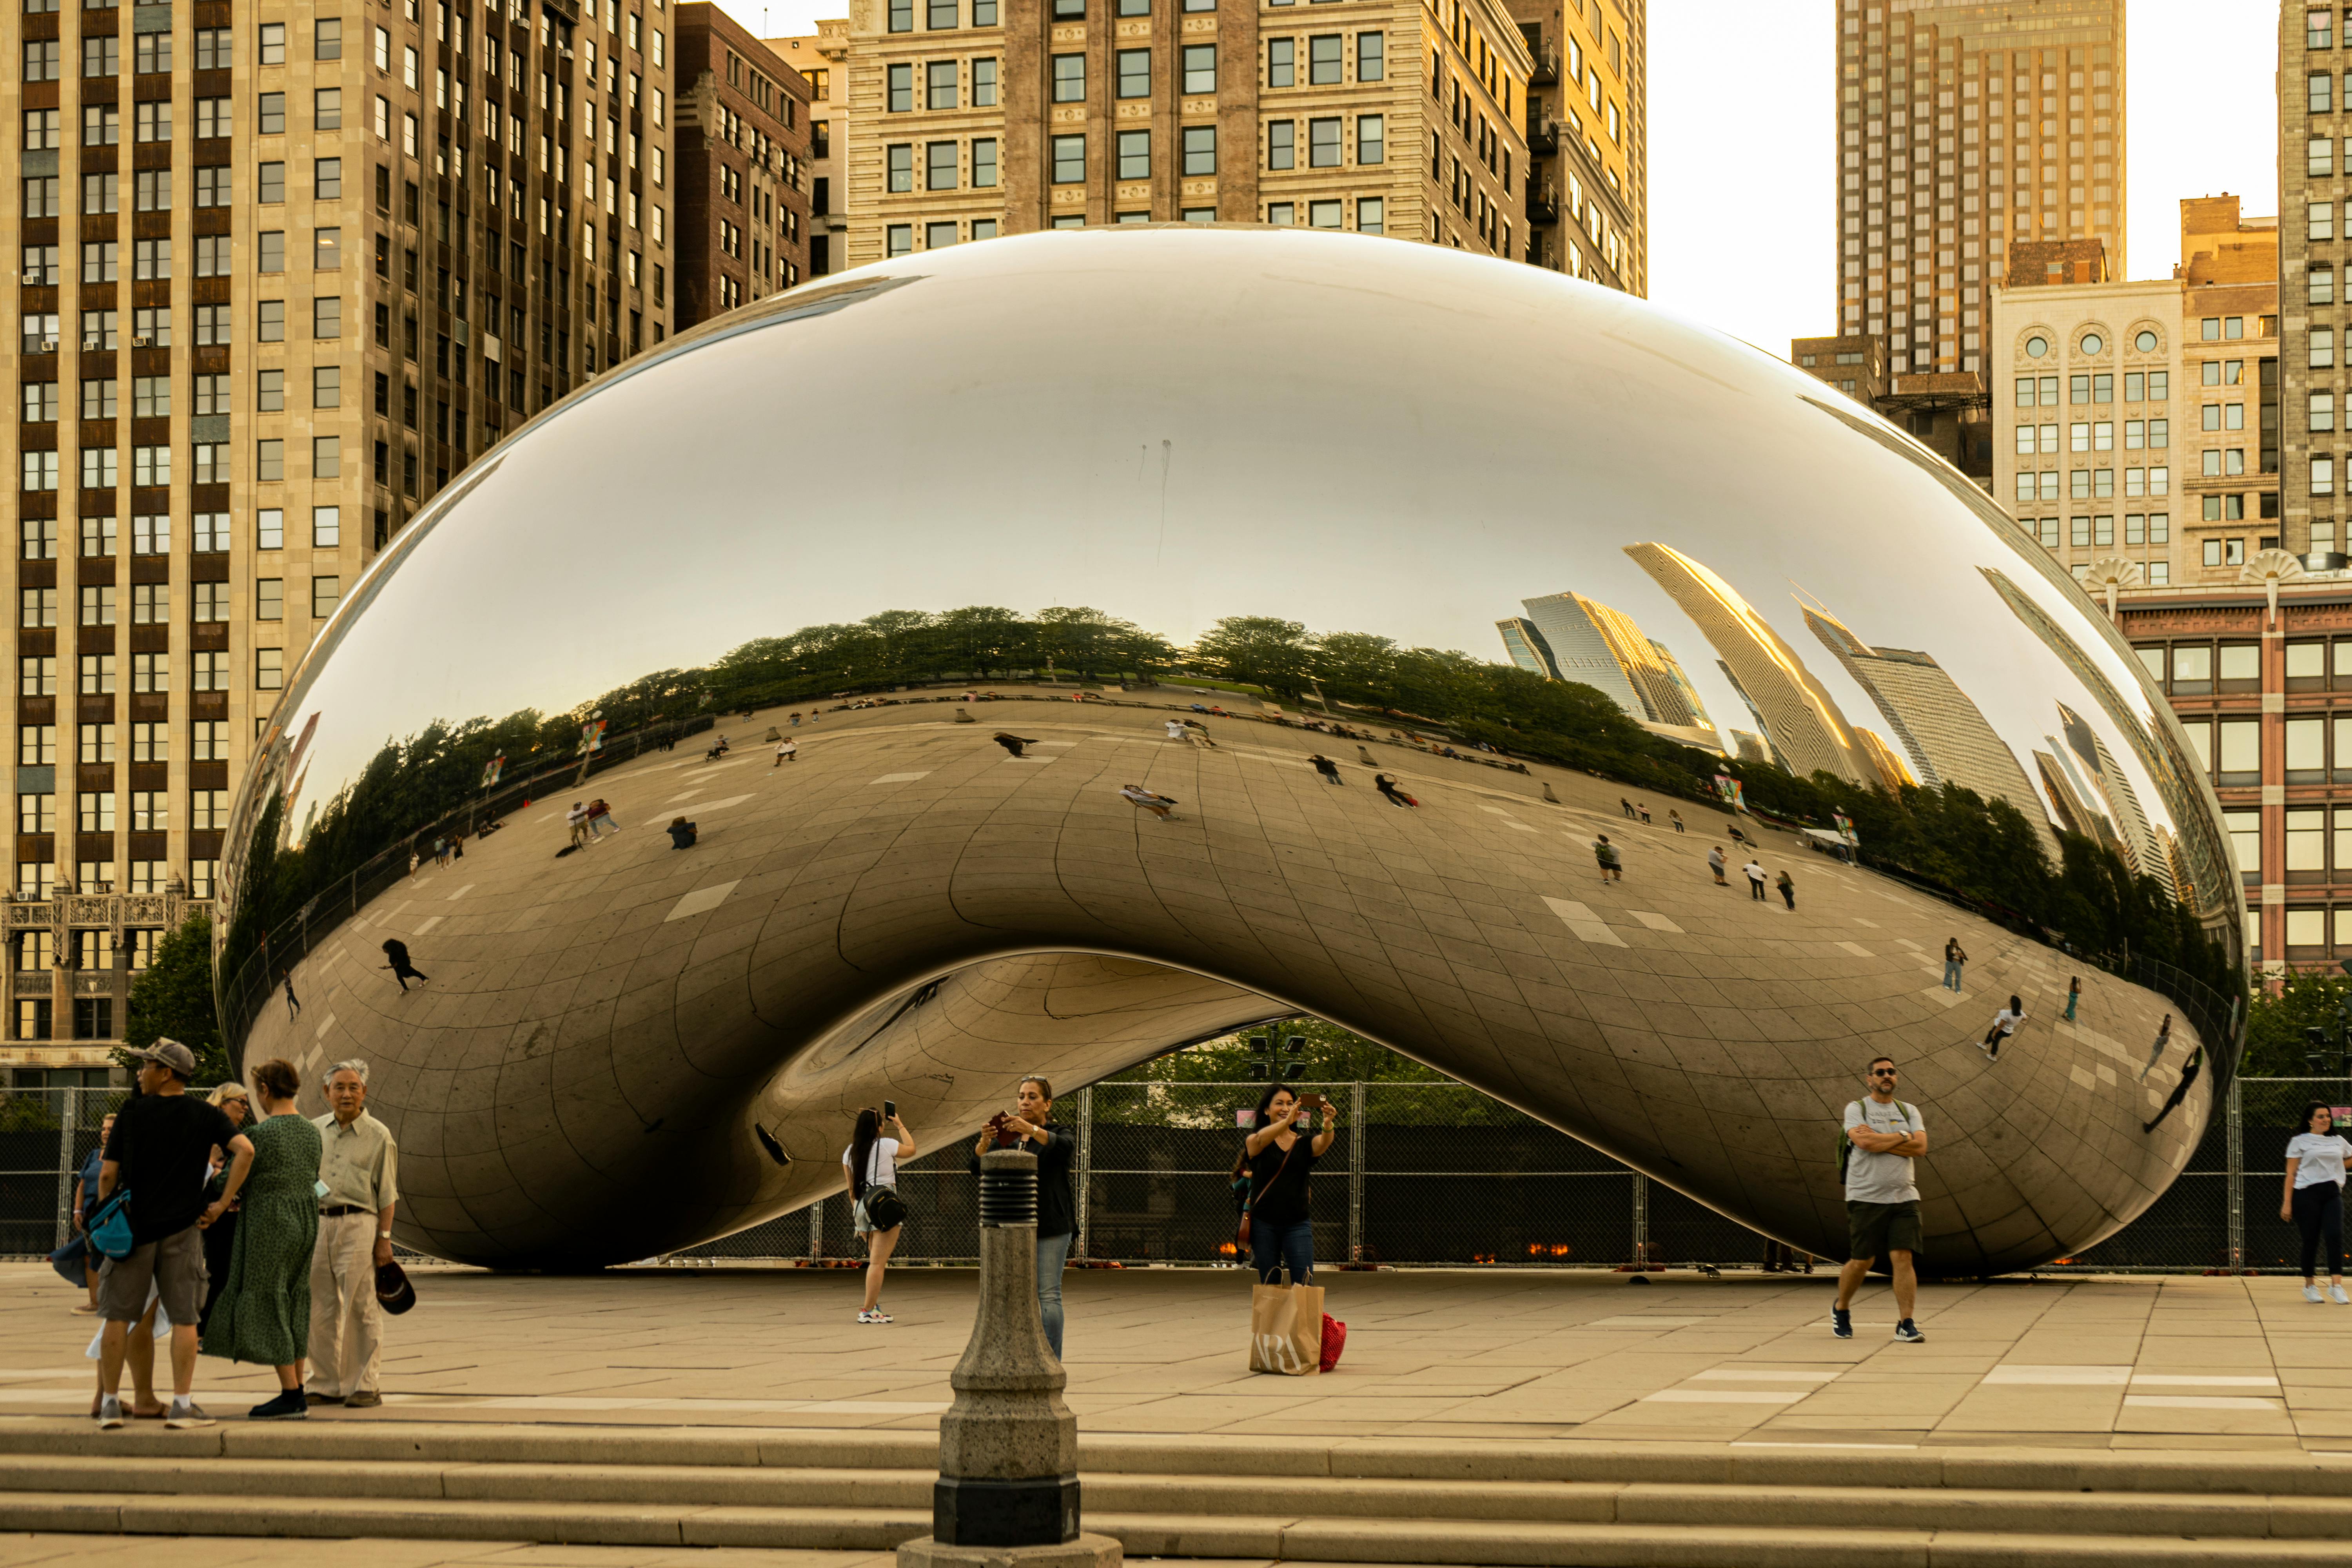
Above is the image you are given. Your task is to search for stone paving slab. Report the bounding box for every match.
[11,1264,2352,1452]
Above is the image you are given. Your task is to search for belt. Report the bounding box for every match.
[320,1204,375,1218]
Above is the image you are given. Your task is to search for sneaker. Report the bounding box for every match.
[2334,1286,2351,1306]
[2307,1284,2326,1303]
[249,1390,308,1421]
[305,1390,344,1408]
[1831,1308,1853,1339]
[858,1308,893,1324]
[1894,1319,1926,1343]
[165,1399,215,1430]
[343,1390,382,1409]
[96,1395,124,1430]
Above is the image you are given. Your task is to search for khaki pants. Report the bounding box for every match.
[308,1210,382,1396]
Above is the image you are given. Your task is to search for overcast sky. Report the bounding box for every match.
[726,0,2281,357]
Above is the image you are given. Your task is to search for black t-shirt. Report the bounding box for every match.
[968,1122,1077,1240]
[103,1092,241,1243]
[1247,1135,1318,1229]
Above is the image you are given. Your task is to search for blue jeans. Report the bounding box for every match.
[1251,1217,1314,1284]
[1037,1230,1072,1359]
[1942,960,1964,992]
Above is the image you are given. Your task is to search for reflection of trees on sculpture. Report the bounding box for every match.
[220,601,2238,1034]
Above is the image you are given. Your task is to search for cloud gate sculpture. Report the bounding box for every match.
[217,229,2244,1274]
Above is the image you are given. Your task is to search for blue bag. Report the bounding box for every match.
[85,1188,136,1262]
[47,1232,88,1286]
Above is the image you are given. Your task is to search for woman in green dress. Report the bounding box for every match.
[201,1058,321,1421]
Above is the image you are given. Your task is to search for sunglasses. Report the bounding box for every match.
[1870,1068,1898,1077]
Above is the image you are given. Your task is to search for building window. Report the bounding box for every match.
[1118,128,1149,179]
[887,63,913,110]
[1266,120,1293,170]
[887,224,913,257]
[973,138,998,188]
[1357,30,1382,80]
[1053,134,1085,183]
[928,59,958,109]
[1357,113,1383,164]
[887,143,913,192]
[1181,43,1214,93]
[1268,37,1294,88]
[973,58,997,105]
[927,140,958,189]
[1308,33,1341,84]
[312,577,341,618]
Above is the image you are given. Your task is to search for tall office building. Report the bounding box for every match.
[1839,0,2124,376]
[672,4,812,329]
[2283,4,2349,560]
[1502,0,1642,290]
[1624,543,1867,784]
[1510,589,1714,746]
[835,0,1538,264]
[1494,613,1557,679]
[768,23,848,274]
[2,0,670,1075]
[1803,603,2045,830]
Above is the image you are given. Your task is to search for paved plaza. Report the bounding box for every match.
[7,1263,2352,1450]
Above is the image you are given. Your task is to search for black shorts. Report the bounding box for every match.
[1846,1199,1923,1261]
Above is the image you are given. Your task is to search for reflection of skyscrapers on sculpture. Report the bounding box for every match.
[2035,746,2111,844]
[2059,702,2163,879]
[1626,544,1869,784]
[1728,728,1776,766]
[1852,727,1920,792]
[1803,604,2051,844]
[1506,593,1721,750]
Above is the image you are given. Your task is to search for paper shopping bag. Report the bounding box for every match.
[1248,1282,1325,1375]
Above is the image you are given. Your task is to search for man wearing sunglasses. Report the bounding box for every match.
[1835,1057,1928,1343]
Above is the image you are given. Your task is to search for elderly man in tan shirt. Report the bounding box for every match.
[308,1059,399,1409]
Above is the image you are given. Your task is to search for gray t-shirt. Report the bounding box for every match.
[1843,1098,1923,1204]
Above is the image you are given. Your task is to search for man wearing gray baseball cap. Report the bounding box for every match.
[93,1038,254,1429]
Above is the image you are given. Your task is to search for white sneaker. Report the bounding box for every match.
[2305,1284,2325,1303]
[2333,1286,2350,1306]
[95,1395,124,1430]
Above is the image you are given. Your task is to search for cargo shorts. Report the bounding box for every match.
[97,1223,207,1325]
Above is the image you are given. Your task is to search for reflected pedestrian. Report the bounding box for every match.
[1669,808,1685,834]
[1707,845,1728,886]
[1309,755,1343,786]
[2063,976,2081,1022]
[1164,718,1188,741]
[1120,783,1177,820]
[1942,938,1967,993]
[585,799,619,838]
[203,1059,322,1419]
[566,802,591,848]
[971,1078,1074,1358]
[1637,802,1651,824]
[2145,1044,2203,1134]
[1241,1085,1335,1285]
[2138,1014,2174,1082]
[1373,774,1416,808]
[1743,858,1768,901]
[284,978,301,1022]
[668,816,699,848]
[1980,995,2025,1063]
[993,732,1038,759]
[846,1107,915,1324]
[2283,1102,2351,1304]
[774,737,798,766]
[1593,834,1623,882]
[1619,798,1636,818]
[1776,869,1796,909]
[1833,1057,1927,1345]
[380,939,428,993]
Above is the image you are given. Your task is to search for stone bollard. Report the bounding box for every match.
[898,1150,1120,1568]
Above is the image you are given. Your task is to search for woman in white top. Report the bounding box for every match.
[2282,1101,2351,1304]
[1980,996,2025,1062]
[843,1107,916,1324]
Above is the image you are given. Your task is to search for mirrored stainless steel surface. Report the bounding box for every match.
[218,229,2244,1272]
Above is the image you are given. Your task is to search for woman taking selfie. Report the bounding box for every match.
[970,1077,1076,1357]
[1240,1084,1337,1285]
[2283,1101,2352,1304]
[844,1107,916,1324]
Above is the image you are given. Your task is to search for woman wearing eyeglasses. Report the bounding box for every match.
[971,1077,1076,1357]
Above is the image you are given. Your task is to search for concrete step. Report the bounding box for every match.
[9,1451,2352,1539]
[13,1493,2352,1567]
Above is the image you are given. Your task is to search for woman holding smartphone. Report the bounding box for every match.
[1241,1084,1337,1285]
[971,1077,1076,1357]
[844,1106,916,1324]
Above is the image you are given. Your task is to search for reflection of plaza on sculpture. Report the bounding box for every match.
[213,232,2238,1276]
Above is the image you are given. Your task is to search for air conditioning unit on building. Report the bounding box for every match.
[22,272,43,285]
[39,338,58,352]
[82,335,102,349]
[131,335,152,348]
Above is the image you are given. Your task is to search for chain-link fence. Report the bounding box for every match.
[13,1077,2334,1273]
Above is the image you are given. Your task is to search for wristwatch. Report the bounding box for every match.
[378,1230,392,1240]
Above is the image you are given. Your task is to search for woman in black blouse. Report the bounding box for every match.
[1241,1084,1338,1284]
[972,1076,1077,1357]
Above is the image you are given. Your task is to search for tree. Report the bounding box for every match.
[1190,615,1314,699]
[2247,974,2352,1078]
[122,910,232,1085]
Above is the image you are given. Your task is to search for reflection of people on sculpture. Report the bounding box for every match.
[845,1107,915,1325]
[667,817,698,849]
[1592,835,1622,882]
[993,732,1039,758]
[1309,755,1343,785]
[1942,938,1967,993]
[379,940,428,993]
[1775,869,1795,909]
[1706,846,1727,885]
[1980,996,2025,1062]
[970,1078,1075,1357]
[1668,808,1684,834]
[1834,1058,1927,1345]
[1619,798,1636,819]
[1743,858,1767,900]
[2144,1044,2202,1134]
[2062,975,2081,1022]
[2137,1014,2172,1081]
[1164,719,1187,741]
[1372,774,1415,808]
[1241,1085,1336,1285]
[1120,784,1177,820]
[2283,1103,2351,1305]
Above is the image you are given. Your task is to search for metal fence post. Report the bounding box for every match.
[1630,1172,1648,1268]
[54,1087,78,1250]
[1075,1085,1093,1260]
[2226,1074,2245,1272]
[1347,1080,1366,1263]
[810,1197,824,1262]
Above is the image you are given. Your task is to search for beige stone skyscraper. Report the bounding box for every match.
[1624,543,1867,785]
[1837,0,2125,381]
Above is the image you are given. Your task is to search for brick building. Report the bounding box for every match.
[674,4,811,327]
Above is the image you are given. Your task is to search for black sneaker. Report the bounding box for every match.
[1894,1319,1926,1343]
[1831,1308,1853,1339]
[249,1390,309,1421]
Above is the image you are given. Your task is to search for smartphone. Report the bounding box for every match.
[883,1100,897,1120]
